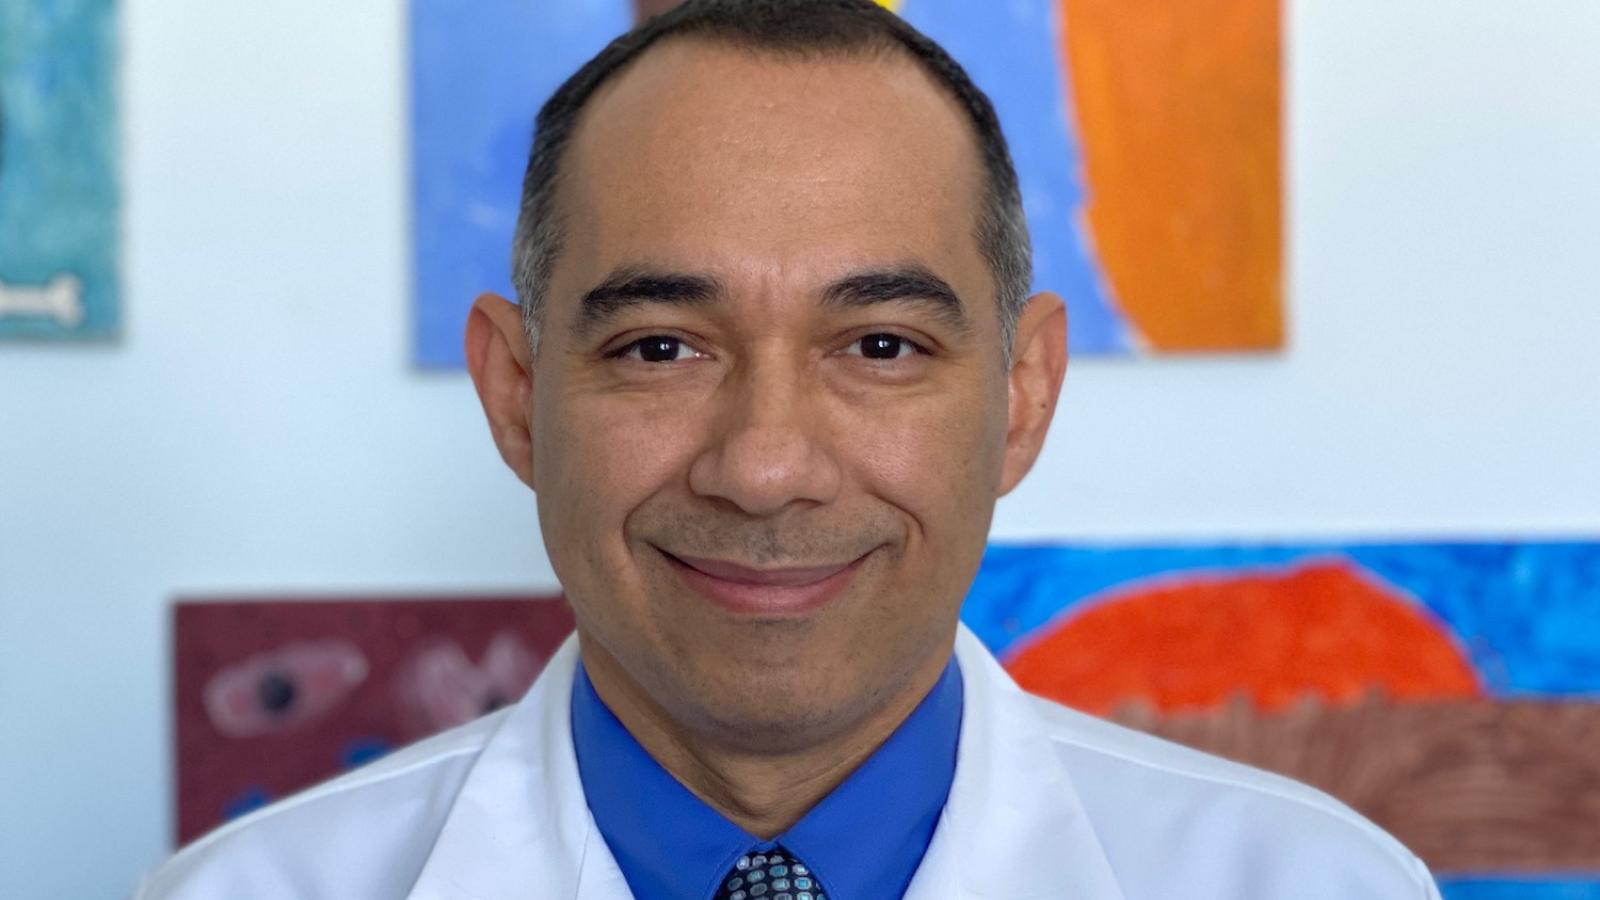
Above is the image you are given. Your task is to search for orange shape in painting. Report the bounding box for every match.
[1060,0,1283,351]
[1005,561,1482,715]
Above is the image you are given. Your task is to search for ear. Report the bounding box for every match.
[998,291,1068,496]
[464,293,538,490]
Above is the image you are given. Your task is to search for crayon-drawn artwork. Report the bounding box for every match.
[409,0,1281,366]
[168,547,1600,897]
[962,542,1600,900]
[173,595,575,845]
[0,0,119,339]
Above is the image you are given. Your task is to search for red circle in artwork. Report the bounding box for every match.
[1003,560,1483,716]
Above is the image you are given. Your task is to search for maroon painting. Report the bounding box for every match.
[173,595,574,845]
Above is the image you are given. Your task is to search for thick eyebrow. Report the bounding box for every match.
[820,265,970,331]
[571,262,970,336]
[573,267,725,335]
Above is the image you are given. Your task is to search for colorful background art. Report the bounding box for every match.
[409,0,1281,366]
[174,543,1599,898]
[0,0,119,339]
[963,542,1600,900]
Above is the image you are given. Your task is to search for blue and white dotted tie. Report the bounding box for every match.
[714,846,827,900]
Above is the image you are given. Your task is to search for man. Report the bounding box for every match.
[140,1,1440,897]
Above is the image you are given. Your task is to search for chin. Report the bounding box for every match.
[665,649,864,747]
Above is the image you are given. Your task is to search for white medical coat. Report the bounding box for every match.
[138,626,1442,899]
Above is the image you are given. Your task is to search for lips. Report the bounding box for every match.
[659,548,870,617]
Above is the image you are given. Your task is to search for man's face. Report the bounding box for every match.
[488,41,1063,752]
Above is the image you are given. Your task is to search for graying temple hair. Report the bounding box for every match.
[510,0,1033,365]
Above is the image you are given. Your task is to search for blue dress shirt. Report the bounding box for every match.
[571,658,963,900]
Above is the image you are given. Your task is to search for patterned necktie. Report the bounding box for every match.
[713,846,828,900]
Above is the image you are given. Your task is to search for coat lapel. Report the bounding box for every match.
[904,627,1125,900]
[407,635,632,900]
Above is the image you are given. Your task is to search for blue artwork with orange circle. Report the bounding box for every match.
[963,541,1600,897]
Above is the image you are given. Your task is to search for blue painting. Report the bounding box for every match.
[0,0,119,340]
[962,541,1600,896]
[409,0,1136,367]
[412,0,1290,365]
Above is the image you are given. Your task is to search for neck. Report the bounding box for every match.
[578,634,950,838]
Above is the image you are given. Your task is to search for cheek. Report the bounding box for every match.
[844,383,1006,551]
[533,387,703,568]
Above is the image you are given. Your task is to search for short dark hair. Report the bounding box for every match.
[511,0,1032,362]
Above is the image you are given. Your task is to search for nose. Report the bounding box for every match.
[687,354,842,517]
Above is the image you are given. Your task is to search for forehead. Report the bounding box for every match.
[550,38,990,307]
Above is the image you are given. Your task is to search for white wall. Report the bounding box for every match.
[2,1,1597,896]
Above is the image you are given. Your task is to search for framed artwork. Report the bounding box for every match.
[0,0,119,340]
[172,595,574,845]
[410,0,1282,367]
[963,541,1600,899]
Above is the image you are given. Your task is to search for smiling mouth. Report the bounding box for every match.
[656,547,872,617]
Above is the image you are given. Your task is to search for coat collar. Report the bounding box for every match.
[406,634,610,899]
[905,627,1125,899]
[408,626,1124,900]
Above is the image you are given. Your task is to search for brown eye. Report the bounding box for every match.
[615,335,701,363]
[850,333,921,360]
[638,337,681,362]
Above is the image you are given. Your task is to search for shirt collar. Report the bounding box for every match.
[571,657,964,900]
